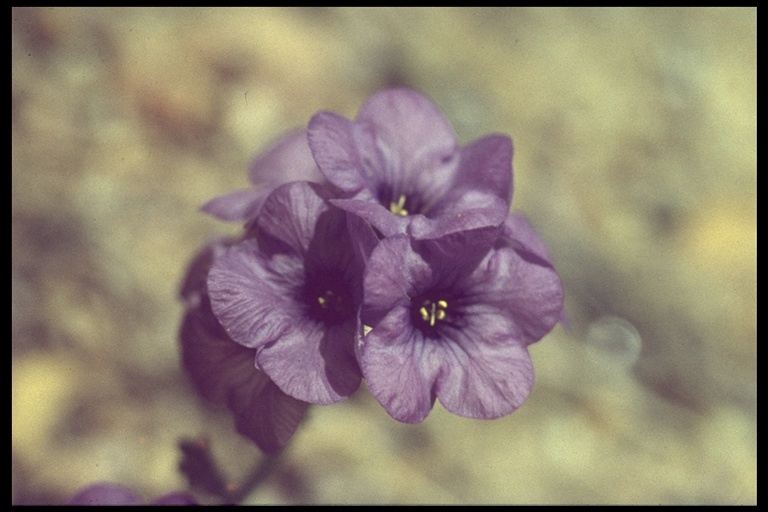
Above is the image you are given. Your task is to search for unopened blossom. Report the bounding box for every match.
[207,181,376,405]
[202,129,324,225]
[307,88,513,240]
[358,222,564,423]
[179,238,309,454]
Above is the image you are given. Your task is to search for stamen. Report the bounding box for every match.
[419,299,448,327]
[317,290,335,308]
[389,194,409,216]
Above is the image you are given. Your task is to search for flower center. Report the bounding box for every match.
[417,299,448,327]
[304,274,353,326]
[378,186,425,217]
[389,194,409,216]
[317,289,344,310]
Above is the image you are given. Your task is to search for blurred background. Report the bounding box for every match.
[12,7,755,505]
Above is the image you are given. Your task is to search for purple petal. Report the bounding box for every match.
[307,112,368,193]
[178,237,233,307]
[359,230,561,423]
[356,88,458,179]
[256,181,333,257]
[179,240,309,453]
[207,239,304,349]
[461,245,564,347]
[501,212,554,266]
[331,197,407,238]
[361,235,428,320]
[407,194,508,242]
[151,492,200,505]
[202,130,322,224]
[452,134,513,204]
[180,238,260,404]
[201,188,268,223]
[345,211,381,272]
[226,367,310,455]
[180,295,261,404]
[67,483,144,505]
[180,296,309,453]
[248,129,323,186]
[502,213,568,328]
[434,325,535,419]
[358,307,439,423]
[256,320,361,404]
[408,223,501,270]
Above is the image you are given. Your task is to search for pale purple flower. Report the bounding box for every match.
[358,218,564,423]
[67,482,198,505]
[207,181,375,405]
[184,86,565,439]
[202,129,324,224]
[307,88,513,239]
[179,238,309,454]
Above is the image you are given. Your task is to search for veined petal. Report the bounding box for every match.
[362,235,430,321]
[256,181,333,257]
[452,134,513,204]
[227,371,310,454]
[179,239,309,453]
[501,212,555,267]
[461,245,564,347]
[207,239,303,349]
[501,213,568,328]
[331,197,407,238]
[256,320,361,404]
[178,237,232,307]
[356,88,458,179]
[248,129,323,186]
[358,307,440,423]
[434,328,534,419]
[180,295,260,404]
[408,222,500,270]
[408,192,507,242]
[425,187,509,229]
[307,112,368,193]
[345,211,380,271]
[180,296,309,454]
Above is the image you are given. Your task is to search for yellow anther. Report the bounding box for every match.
[363,325,373,335]
[317,290,336,308]
[419,300,448,327]
[389,195,409,216]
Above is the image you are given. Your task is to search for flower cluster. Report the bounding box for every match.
[180,88,564,451]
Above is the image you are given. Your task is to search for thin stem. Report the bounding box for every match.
[225,450,283,504]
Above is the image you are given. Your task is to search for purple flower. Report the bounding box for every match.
[201,129,324,224]
[207,181,376,404]
[179,238,309,454]
[357,218,564,423]
[184,86,564,439]
[307,88,513,239]
[67,482,198,505]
